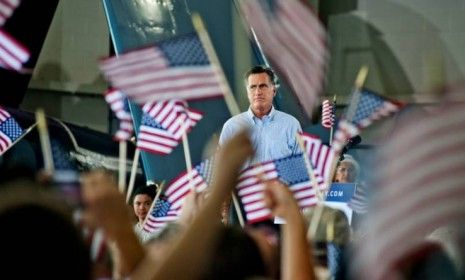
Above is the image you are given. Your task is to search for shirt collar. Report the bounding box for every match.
[247,106,276,123]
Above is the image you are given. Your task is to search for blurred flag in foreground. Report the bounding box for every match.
[0,0,21,26]
[99,33,224,104]
[332,88,404,153]
[240,0,328,118]
[0,106,23,155]
[353,86,465,280]
[237,154,318,224]
[0,29,29,71]
[104,89,133,141]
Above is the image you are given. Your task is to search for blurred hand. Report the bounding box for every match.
[178,190,206,225]
[216,129,253,172]
[81,170,133,239]
[263,180,300,220]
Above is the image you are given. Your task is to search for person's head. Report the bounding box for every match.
[334,154,360,183]
[0,179,91,279]
[131,186,156,223]
[244,65,277,118]
[202,226,273,280]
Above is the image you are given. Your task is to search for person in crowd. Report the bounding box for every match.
[0,178,91,279]
[82,131,318,279]
[333,154,360,183]
[131,185,156,242]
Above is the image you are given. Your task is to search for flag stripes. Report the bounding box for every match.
[99,33,224,104]
[353,96,465,280]
[240,0,328,118]
[0,29,29,71]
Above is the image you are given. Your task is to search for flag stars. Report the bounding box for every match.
[160,34,210,66]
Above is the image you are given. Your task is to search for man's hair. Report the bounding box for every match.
[244,65,277,86]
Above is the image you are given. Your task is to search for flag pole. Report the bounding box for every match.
[192,13,241,116]
[296,133,325,201]
[142,181,166,229]
[126,148,141,203]
[0,122,37,156]
[192,13,246,227]
[35,109,54,175]
[327,66,369,187]
[118,141,127,194]
[182,132,194,188]
[329,94,336,146]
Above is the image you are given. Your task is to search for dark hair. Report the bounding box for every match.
[131,186,156,204]
[244,65,277,86]
[0,182,91,279]
[201,226,267,280]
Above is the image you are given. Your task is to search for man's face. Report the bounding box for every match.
[246,73,276,114]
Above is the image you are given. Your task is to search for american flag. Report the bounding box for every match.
[352,89,465,280]
[332,88,404,153]
[0,29,29,71]
[0,0,20,26]
[321,99,335,128]
[348,182,368,213]
[0,107,23,155]
[143,157,213,232]
[237,154,318,224]
[104,89,133,141]
[99,33,224,104]
[299,132,335,188]
[137,102,203,155]
[240,0,328,118]
[137,113,180,155]
[142,100,203,140]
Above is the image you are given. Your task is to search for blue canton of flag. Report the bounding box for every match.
[195,156,215,186]
[0,116,23,155]
[350,89,390,124]
[160,34,210,66]
[151,197,171,217]
[274,155,309,186]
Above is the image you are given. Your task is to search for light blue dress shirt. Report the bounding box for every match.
[219,106,302,166]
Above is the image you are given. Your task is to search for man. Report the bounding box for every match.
[219,65,302,226]
[219,65,302,166]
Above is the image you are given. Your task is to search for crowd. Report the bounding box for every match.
[0,66,464,279]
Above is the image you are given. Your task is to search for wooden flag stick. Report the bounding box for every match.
[231,192,245,227]
[192,13,241,116]
[118,141,127,194]
[126,148,141,203]
[296,133,325,201]
[193,13,246,227]
[35,109,54,174]
[327,66,369,186]
[142,181,166,228]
